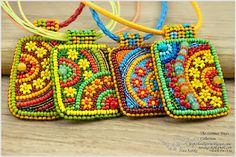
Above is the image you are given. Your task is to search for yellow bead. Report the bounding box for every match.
[18,62,27,71]
[213,76,223,84]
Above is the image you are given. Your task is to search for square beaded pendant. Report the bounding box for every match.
[8,36,60,120]
[50,30,121,120]
[151,24,230,119]
[8,19,61,120]
[109,33,166,117]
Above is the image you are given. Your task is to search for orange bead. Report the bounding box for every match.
[181,85,189,93]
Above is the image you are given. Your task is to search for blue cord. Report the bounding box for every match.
[89,1,168,42]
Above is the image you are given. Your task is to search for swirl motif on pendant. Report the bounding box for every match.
[120,48,163,110]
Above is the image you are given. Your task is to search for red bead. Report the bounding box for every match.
[180,100,185,105]
[179,95,186,100]
[166,72,172,78]
[168,68,174,73]
[172,77,178,83]
[169,82,175,88]
[174,87,180,92]
[185,103,191,108]
[170,60,175,65]
[165,63,171,69]
[110,101,118,109]
[174,92,180,98]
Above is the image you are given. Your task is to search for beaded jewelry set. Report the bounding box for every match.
[3,1,230,120]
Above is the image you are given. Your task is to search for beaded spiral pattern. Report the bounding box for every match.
[151,24,230,119]
[8,36,60,120]
[33,19,59,32]
[51,30,120,120]
[109,33,165,117]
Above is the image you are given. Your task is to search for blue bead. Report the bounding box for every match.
[158,43,168,52]
[175,98,180,103]
[167,78,171,83]
[183,24,190,28]
[175,67,184,71]
[190,43,198,48]
[170,88,174,94]
[176,55,185,61]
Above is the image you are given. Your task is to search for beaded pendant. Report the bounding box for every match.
[8,19,61,120]
[109,32,166,117]
[151,24,230,119]
[50,30,120,120]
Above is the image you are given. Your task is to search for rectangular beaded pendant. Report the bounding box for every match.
[8,20,60,120]
[50,30,120,120]
[151,24,230,119]
[8,36,60,120]
[109,33,166,117]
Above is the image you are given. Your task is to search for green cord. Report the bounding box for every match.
[1,0,121,41]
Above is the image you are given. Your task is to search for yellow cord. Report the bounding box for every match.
[82,1,163,35]
[98,1,120,37]
[192,1,202,30]
[82,1,203,34]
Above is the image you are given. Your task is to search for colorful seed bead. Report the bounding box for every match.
[33,19,59,32]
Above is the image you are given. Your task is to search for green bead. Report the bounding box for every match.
[177,77,186,84]
[59,67,67,76]
[191,101,200,110]
[181,41,189,47]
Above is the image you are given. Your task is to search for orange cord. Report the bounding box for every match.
[114,1,141,34]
